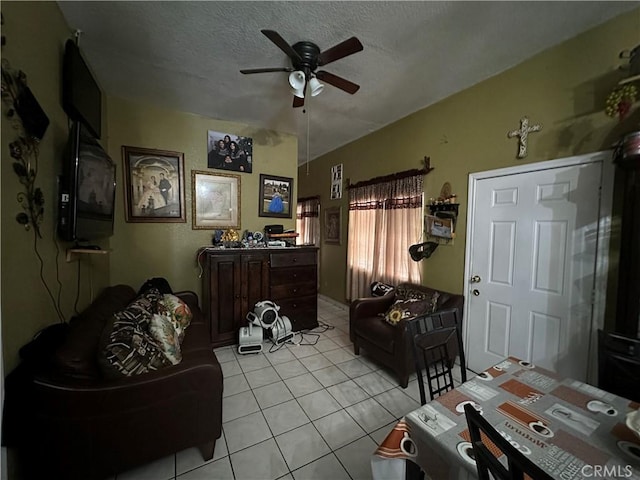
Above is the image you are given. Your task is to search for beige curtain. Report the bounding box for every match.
[347,175,423,300]
[296,197,320,246]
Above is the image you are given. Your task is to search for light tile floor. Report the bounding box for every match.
[112,295,464,480]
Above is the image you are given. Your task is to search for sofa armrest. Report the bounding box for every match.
[33,349,221,413]
[349,291,395,320]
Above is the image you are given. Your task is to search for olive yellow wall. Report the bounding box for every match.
[299,8,640,304]
[107,97,298,295]
[1,2,110,373]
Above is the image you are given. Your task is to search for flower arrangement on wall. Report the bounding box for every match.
[605,84,637,121]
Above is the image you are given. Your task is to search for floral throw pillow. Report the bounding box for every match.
[383,291,440,326]
[157,294,192,343]
[149,313,182,365]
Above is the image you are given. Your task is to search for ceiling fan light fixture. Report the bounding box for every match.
[292,86,305,98]
[309,76,324,97]
[288,70,305,90]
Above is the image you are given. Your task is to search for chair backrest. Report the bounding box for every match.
[598,329,640,402]
[463,404,553,480]
[407,307,467,404]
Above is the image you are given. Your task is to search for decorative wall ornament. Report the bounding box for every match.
[507,116,542,159]
[1,59,49,237]
[605,84,637,121]
[330,163,343,199]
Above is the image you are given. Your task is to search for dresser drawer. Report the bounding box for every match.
[276,296,318,331]
[270,266,316,286]
[270,251,316,268]
[271,282,317,300]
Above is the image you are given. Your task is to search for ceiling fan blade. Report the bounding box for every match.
[316,71,360,94]
[318,37,363,66]
[293,96,305,108]
[240,67,292,74]
[261,29,303,63]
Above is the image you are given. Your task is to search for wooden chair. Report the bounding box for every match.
[598,329,640,402]
[406,307,466,404]
[463,404,553,480]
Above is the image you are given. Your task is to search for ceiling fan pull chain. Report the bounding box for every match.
[306,97,311,175]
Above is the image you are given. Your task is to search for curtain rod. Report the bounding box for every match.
[347,164,433,190]
[297,195,321,203]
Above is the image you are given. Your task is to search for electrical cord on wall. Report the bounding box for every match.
[33,227,65,323]
[51,216,66,319]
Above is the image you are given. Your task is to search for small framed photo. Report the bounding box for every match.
[207,130,253,173]
[258,174,293,218]
[324,206,341,245]
[192,170,241,229]
[426,214,454,238]
[122,146,186,223]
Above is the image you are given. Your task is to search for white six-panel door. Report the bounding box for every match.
[465,156,606,381]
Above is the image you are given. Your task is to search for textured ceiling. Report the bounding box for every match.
[57,1,637,163]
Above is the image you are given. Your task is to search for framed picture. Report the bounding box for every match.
[192,170,241,229]
[258,174,293,218]
[207,130,253,173]
[122,146,186,223]
[324,206,341,245]
[426,214,454,238]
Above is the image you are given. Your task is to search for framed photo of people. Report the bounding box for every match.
[258,174,293,218]
[192,171,241,230]
[207,130,253,173]
[122,146,186,223]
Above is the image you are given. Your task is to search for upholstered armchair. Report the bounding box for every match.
[349,283,464,388]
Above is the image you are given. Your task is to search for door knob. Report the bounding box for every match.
[471,275,481,284]
[472,289,480,296]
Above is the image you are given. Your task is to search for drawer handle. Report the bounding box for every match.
[293,288,298,294]
[292,258,297,263]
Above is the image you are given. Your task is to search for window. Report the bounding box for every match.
[296,196,320,246]
[346,174,423,300]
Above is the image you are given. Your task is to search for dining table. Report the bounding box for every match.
[372,356,640,480]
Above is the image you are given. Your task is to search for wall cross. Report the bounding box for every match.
[507,117,542,159]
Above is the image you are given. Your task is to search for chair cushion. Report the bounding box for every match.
[383,290,440,326]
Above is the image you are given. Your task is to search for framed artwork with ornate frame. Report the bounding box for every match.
[122,146,186,223]
[191,170,241,229]
[324,206,341,245]
[258,174,293,218]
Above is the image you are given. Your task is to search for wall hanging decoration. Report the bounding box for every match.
[605,84,637,121]
[507,116,542,159]
[122,146,186,223]
[207,130,253,173]
[192,170,241,229]
[1,58,50,237]
[258,174,293,218]
[324,206,342,245]
[330,163,343,199]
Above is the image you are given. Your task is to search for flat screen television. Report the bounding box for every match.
[62,39,102,139]
[58,122,116,243]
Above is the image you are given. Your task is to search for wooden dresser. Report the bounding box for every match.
[200,247,319,347]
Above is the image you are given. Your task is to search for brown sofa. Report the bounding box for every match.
[4,285,223,480]
[349,283,464,388]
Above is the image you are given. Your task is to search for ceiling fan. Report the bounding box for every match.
[240,29,363,108]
